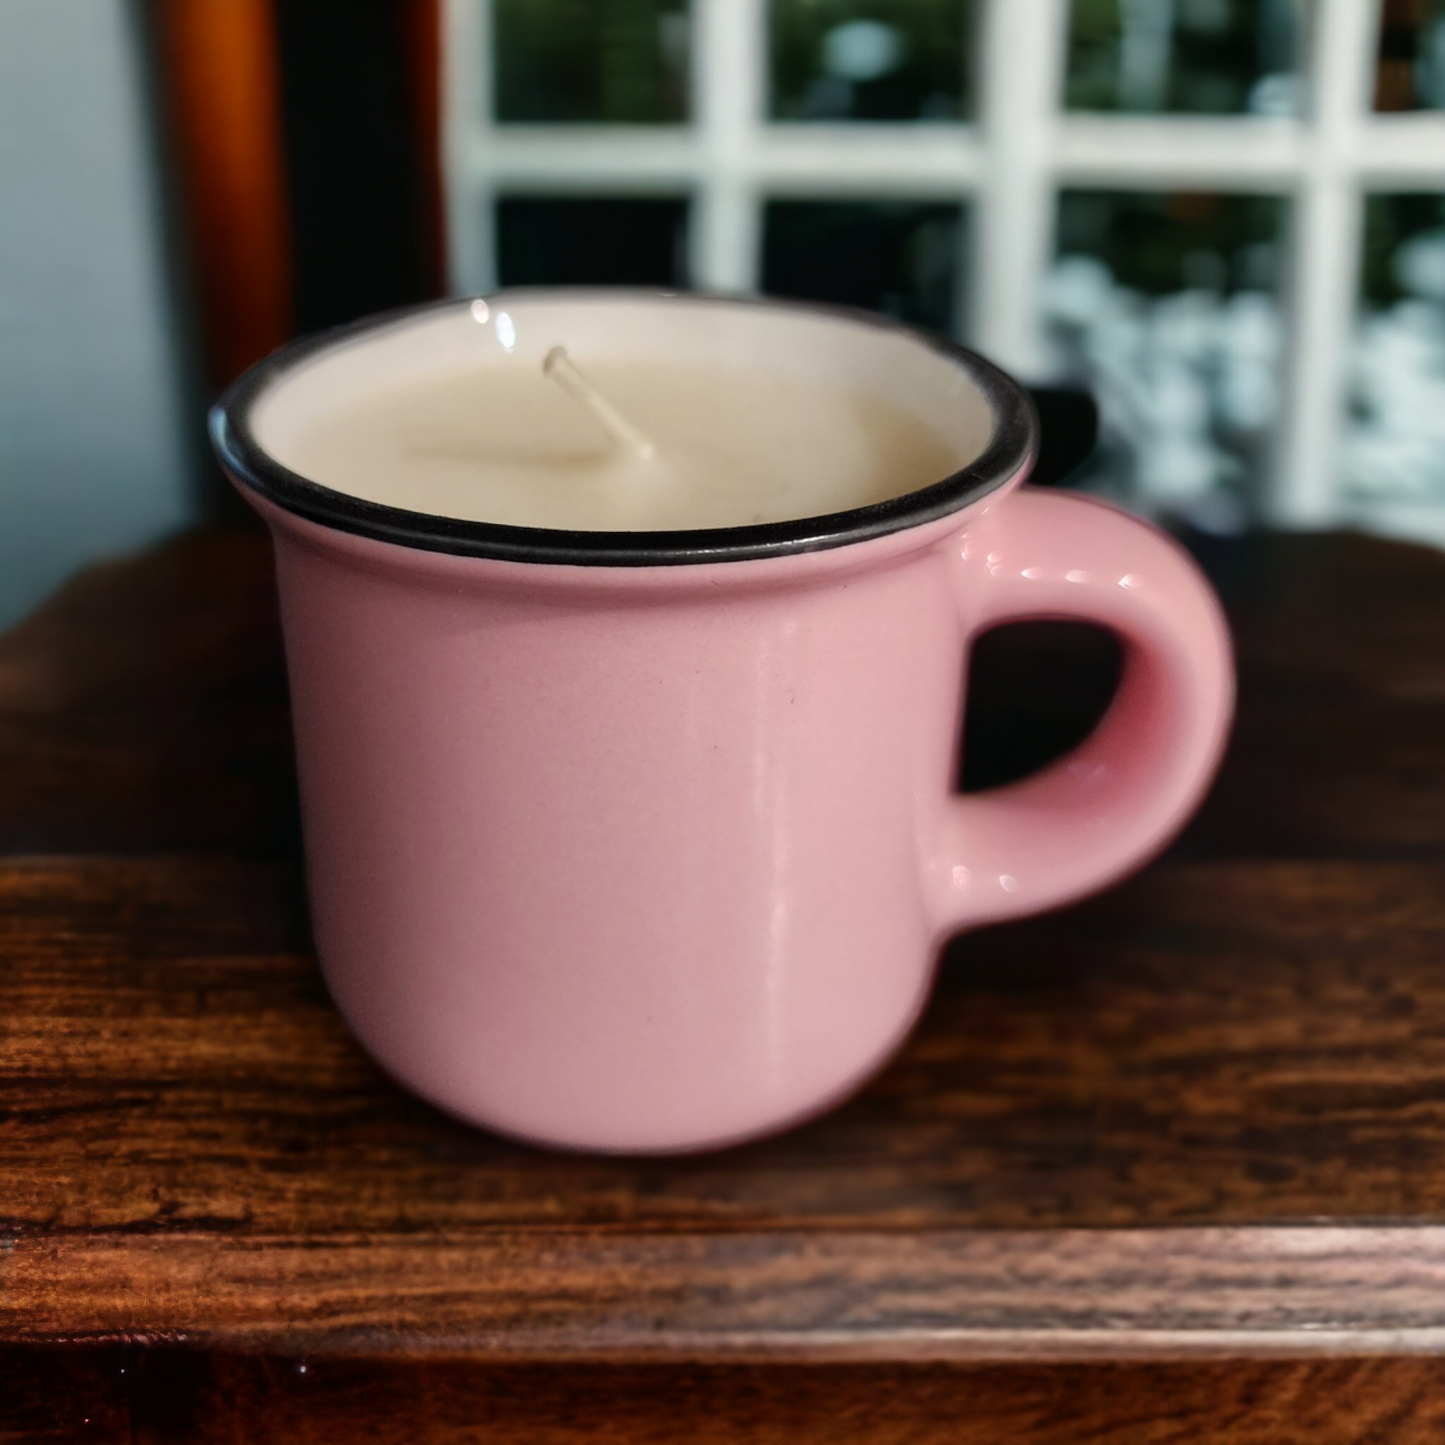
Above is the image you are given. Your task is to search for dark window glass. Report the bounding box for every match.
[1361,193,1445,304]
[1064,0,1301,115]
[1055,189,1284,295]
[496,197,690,287]
[769,0,975,121]
[761,200,962,336]
[1046,190,1287,528]
[1345,194,1445,512]
[493,0,690,123]
[1375,0,1445,110]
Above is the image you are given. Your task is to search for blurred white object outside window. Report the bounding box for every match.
[1044,254,1280,532]
[1344,224,1445,542]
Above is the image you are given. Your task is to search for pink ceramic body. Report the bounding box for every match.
[246,475,1232,1153]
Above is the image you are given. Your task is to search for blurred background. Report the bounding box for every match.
[3,0,1445,628]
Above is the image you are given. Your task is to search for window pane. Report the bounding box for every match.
[493,0,690,123]
[1375,0,1445,111]
[1046,190,1287,529]
[761,200,962,335]
[769,1,975,121]
[496,197,690,287]
[1343,195,1445,531]
[1064,0,1301,116]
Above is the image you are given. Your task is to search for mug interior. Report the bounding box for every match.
[213,290,1036,566]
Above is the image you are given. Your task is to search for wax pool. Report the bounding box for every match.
[260,359,963,532]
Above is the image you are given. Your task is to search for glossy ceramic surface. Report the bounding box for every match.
[217,295,1233,1154]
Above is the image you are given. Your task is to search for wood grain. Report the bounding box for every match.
[0,531,297,858]
[3,525,1445,1435]
[11,1225,1445,1358]
[1180,528,1445,859]
[0,1348,131,1443]
[6,1352,1445,1444]
[4,854,1445,1248]
[143,1357,1445,1445]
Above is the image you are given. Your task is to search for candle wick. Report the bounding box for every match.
[543,346,656,461]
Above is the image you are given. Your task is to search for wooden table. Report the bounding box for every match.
[4,522,1445,1441]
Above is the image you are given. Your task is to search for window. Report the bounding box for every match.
[1065,0,1302,116]
[761,199,963,333]
[444,0,1445,541]
[770,1,977,121]
[1375,0,1445,110]
[496,196,691,286]
[1048,189,1285,530]
[1344,192,1445,539]
[490,0,690,123]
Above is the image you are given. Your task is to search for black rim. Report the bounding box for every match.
[209,289,1037,567]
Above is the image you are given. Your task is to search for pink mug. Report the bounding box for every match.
[212,291,1233,1154]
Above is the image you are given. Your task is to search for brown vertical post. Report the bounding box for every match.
[151,0,292,391]
[403,0,447,296]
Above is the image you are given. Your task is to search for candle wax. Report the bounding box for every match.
[268,360,963,532]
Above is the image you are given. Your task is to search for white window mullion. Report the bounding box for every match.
[443,0,496,294]
[1270,0,1380,526]
[1054,114,1302,187]
[972,0,1069,373]
[478,129,697,190]
[691,0,764,292]
[756,125,982,194]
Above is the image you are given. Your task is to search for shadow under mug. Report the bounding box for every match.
[211,291,1233,1154]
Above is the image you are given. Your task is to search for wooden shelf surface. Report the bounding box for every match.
[4,524,1445,1438]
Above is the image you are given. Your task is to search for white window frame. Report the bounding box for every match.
[443,0,1445,529]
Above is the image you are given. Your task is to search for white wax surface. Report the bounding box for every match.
[267,359,963,532]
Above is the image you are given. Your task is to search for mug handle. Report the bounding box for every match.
[927,487,1235,937]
